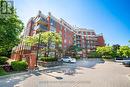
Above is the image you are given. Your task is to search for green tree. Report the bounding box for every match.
[112,44,120,58]
[0,0,24,57]
[23,31,62,57]
[88,51,101,58]
[40,32,62,57]
[65,45,82,57]
[96,46,113,58]
[117,46,130,58]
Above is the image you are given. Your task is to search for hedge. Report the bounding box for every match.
[0,56,8,65]
[40,57,57,62]
[11,60,27,71]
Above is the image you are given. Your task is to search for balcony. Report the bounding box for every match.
[34,24,48,31]
[76,41,81,44]
[35,17,48,26]
[76,38,81,40]
[86,38,97,40]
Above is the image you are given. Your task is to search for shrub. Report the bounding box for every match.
[11,60,27,71]
[0,56,8,65]
[40,57,57,62]
[75,55,80,60]
[88,51,101,58]
[0,67,7,76]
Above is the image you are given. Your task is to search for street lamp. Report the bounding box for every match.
[36,30,41,68]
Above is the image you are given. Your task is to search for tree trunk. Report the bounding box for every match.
[44,47,47,57]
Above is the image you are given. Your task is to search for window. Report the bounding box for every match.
[84,32,86,35]
[77,44,81,47]
[59,31,62,35]
[92,32,95,35]
[41,17,47,22]
[64,28,66,32]
[82,44,85,48]
[60,25,62,30]
[50,18,56,28]
[50,26,56,32]
[77,41,80,44]
[86,32,88,35]
[90,32,92,35]
[87,32,90,35]
[64,45,66,48]
[64,39,66,43]
[82,32,84,35]
[64,33,66,38]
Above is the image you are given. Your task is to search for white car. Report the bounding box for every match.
[60,56,76,63]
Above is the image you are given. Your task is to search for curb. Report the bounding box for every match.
[0,71,29,79]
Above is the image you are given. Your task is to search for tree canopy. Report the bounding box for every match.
[96,45,130,58]
[117,46,130,58]
[0,0,24,56]
[96,46,113,58]
[23,31,62,46]
[112,44,120,58]
[23,31,62,57]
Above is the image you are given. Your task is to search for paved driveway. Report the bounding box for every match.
[42,58,102,75]
[0,59,130,87]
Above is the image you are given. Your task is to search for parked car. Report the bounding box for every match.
[122,61,130,67]
[115,58,130,63]
[60,56,76,63]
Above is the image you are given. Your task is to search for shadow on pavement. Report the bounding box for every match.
[0,58,105,87]
[43,73,63,80]
[0,73,32,87]
[0,70,44,87]
[32,71,42,76]
[40,58,105,76]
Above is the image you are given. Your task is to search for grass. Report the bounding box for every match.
[0,67,8,76]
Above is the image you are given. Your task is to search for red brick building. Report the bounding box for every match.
[12,11,105,58]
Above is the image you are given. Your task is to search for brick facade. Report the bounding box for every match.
[11,11,105,63]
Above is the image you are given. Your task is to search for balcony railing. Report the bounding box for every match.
[34,24,48,31]
[35,17,48,26]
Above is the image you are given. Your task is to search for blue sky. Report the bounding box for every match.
[14,0,130,46]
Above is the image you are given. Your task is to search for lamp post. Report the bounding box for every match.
[36,31,41,68]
